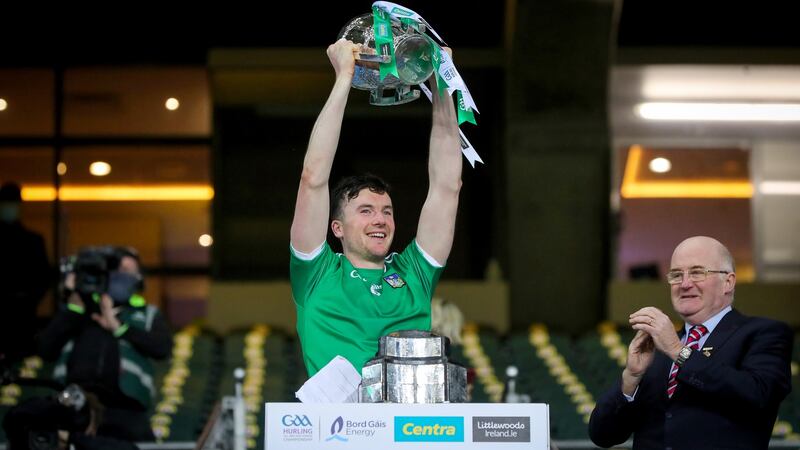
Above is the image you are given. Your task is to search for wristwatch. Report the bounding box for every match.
[675,345,693,367]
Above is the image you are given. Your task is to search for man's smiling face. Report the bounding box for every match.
[332,188,395,268]
[669,237,735,325]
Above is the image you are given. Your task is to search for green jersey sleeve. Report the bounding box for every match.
[390,239,445,300]
[289,242,338,308]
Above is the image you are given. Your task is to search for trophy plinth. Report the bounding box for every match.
[359,330,468,403]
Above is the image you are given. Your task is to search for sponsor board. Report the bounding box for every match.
[266,402,549,449]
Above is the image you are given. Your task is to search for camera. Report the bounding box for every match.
[25,385,94,450]
[60,246,143,309]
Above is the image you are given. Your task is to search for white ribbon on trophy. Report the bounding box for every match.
[419,83,484,168]
[372,1,483,167]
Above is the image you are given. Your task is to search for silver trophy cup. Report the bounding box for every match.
[338,13,435,106]
[359,330,468,403]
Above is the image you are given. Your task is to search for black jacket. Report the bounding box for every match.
[0,221,51,361]
[589,309,793,450]
[38,304,171,409]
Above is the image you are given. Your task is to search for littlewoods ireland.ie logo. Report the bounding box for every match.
[472,416,531,442]
[394,416,464,442]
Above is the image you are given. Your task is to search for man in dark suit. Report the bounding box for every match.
[589,236,793,449]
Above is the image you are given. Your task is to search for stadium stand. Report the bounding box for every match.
[2,323,799,448]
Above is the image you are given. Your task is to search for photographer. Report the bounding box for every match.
[3,246,172,449]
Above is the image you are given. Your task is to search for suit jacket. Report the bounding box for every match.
[589,309,793,450]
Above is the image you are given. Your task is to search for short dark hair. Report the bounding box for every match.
[115,246,142,269]
[330,174,391,221]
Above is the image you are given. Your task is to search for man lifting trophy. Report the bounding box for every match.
[289,2,476,400]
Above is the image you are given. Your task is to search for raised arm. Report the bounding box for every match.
[290,39,359,253]
[416,48,463,265]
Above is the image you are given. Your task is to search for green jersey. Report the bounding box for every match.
[290,240,444,376]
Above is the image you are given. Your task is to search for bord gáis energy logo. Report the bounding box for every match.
[325,416,348,442]
[324,416,387,442]
[394,416,464,442]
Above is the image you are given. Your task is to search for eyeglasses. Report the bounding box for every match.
[667,267,730,285]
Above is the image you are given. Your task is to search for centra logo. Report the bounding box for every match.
[394,416,464,442]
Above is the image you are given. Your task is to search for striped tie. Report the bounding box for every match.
[666,325,708,398]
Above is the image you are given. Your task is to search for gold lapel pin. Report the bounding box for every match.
[701,346,713,357]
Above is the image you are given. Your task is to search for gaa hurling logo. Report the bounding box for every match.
[282,415,312,427]
[281,414,313,442]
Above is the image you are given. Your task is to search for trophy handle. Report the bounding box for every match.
[354,53,390,70]
[355,53,390,63]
